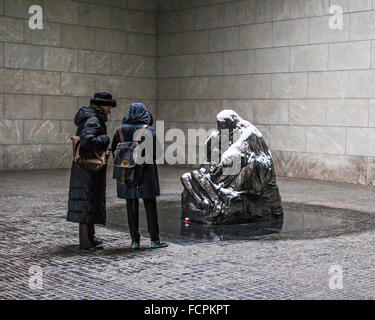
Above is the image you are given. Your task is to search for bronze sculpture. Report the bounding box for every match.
[180,110,283,225]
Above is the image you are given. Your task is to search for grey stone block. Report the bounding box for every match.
[45,0,78,24]
[223,0,256,26]
[4,144,42,169]
[43,47,78,72]
[223,50,255,75]
[5,43,42,70]
[209,27,239,52]
[253,100,288,125]
[78,3,111,28]
[158,34,171,56]
[0,119,23,144]
[238,74,271,99]
[24,70,60,95]
[4,0,43,18]
[96,29,127,53]
[157,55,193,77]
[0,145,4,170]
[271,73,308,99]
[272,0,292,20]
[127,33,156,56]
[95,75,127,98]
[330,0,372,12]
[255,47,289,73]
[308,71,347,98]
[327,99,369,127]
[194,53,223,76]
[0,42,3,67]
[0,94,3,119]
[0,16,23,42]
[157,78,180,99]
[42,96,79,120]
[346,128,375,156]
[113,8,156,34]
[127,77,155,99]
[239,23,272,49]
[128,0,158,11]
[180,77,208,99]
[329,41,371,70]
[0,69,23,94]
[309,14,349,43]
[95,0,127,8]
[169,33,184,55]
[24,21,60,46]
[79,51,111,75]
[157,9,194,34]
[60,120,77,144]
[0,0,3,15]
[24,120,61,144]
[290,44,328,72]
[40,144,71,169]
[350,11,375,40]
[291,0,329,18]
[195,4,223,30]
[270,125,306,152]
[182,30,209,53]
[289,99,327,125]
[61,73,94,97]
[4,94,42,120]
[306,127,346,155]
[208,75,239,99]
[255,0,273,23]
[110,98,131,121]
[113,54,156,78]
[61,25,96,50]
[273,19,309,47]
[159,0,183,12]
[348,70,375,98]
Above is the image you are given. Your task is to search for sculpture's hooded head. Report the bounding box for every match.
[216,109,242,131]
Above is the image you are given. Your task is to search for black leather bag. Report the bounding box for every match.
[113,125,147,187]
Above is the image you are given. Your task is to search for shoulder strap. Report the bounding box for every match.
[117,126,125,143]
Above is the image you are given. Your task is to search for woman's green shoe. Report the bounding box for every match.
[150,240,168,249]
[131,241,140,249]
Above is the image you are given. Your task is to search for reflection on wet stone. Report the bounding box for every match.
[107,201,344,242]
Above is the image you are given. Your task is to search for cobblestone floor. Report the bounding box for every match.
[0,167,374,299]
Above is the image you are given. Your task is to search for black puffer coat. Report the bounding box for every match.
[67,107,110,225]
[111,103,160,199]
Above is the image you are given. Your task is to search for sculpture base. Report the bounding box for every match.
[181,188,283,225]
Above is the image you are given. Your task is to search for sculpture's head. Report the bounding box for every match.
[216,110,240,131]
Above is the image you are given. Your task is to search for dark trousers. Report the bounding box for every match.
[126,198,160,242]
[79,223,95,249]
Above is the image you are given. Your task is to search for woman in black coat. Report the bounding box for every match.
[67,92,116,251]
[111,103,168,250]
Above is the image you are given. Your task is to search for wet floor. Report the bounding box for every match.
[107,201,343,241]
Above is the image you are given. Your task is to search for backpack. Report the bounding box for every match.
[71,116,109,172]
[113,124,148,187]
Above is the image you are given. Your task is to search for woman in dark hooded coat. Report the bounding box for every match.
[67,92,116,251]
[111,103,168,249]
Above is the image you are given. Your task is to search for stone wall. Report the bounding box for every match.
[156,0,375,185]
[0,0,156,170]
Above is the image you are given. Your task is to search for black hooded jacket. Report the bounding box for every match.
[111,103,160,199]
[67,106,110,225]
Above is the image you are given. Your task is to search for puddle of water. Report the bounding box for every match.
[107,201,343,241]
